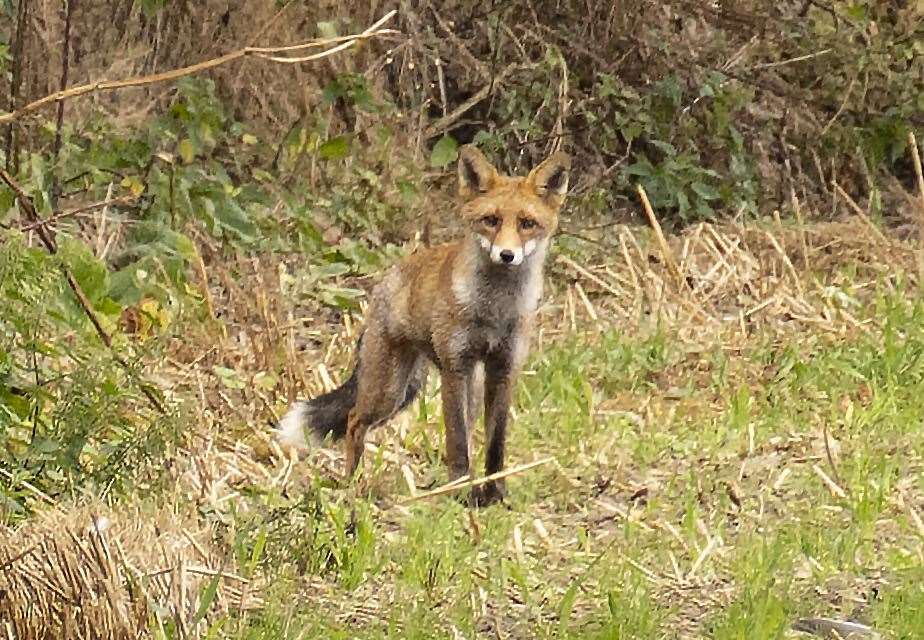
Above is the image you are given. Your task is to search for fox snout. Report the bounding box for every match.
[484,236,542,266]
[491,244,522,265]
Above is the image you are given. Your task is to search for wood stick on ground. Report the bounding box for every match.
[635,185,684,286]
[400,457,556,504]
[908,132,924,278]
[0,11,398,125]
[831,182,887,243]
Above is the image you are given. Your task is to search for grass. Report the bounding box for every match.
[174,281,924,639]
[6,221,924,639]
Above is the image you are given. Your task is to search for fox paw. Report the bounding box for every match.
[468,483,507,508]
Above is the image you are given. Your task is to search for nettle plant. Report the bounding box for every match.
[0,74,428,515]
[0,230,177,517]
[602,73,759,225]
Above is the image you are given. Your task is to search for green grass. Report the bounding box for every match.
[178,288,924,639]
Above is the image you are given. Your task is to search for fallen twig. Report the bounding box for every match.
[399,457,555,504]
[636,184,684,286]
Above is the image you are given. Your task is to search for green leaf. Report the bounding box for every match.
[60,238,109,305]
[430,135,459,168]
[624,162,652,177]
[249,528,267,574]
[317,20,339,39]
[192,572,222,625]
[650,140,677,156]
[691,182,721,201]
[212,200,258,242]
[178,139,195,164]
[319,136,351,160]
[213,366,245,390]
[558,583,579,629]
[607,591,620,618]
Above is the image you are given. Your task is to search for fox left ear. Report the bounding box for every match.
[458,145,499,199]
[527,152,571,209]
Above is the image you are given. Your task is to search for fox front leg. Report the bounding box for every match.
[473,355,515,506]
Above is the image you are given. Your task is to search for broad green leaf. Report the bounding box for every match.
[178,139,195,164]
[60,238,109,305]
[319,136,351,160]
[212,200,258,241]
[624,162,652,177]
[691,181,721,200]
[430,135,459,168]
[650,140,677,156]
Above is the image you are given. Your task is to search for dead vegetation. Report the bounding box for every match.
[0,503,262,638]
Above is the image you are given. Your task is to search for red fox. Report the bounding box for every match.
[278,145,570,505]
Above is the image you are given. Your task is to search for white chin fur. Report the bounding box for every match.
[277,402,310,450]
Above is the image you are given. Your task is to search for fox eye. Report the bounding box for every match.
[482,215,501,228]
[519,217,538,230]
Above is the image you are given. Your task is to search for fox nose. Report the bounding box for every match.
[499,250,515,264]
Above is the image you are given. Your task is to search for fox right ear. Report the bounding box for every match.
[458,145,499,198]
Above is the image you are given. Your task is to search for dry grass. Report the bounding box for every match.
[0,503,261,639]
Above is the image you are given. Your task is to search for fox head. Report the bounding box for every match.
[457,145,571,266]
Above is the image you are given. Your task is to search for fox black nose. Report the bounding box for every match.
[499,250,515,263]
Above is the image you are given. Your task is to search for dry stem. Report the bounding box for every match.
[0,12,398,125]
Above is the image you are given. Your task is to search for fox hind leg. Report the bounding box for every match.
[343,331,422,478]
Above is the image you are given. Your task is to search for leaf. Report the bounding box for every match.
[213,366,245,390]
[178,139,195,164]
[624,162,652,177]
[691,181,721,201]
[120,175,145,197]
[318,136,351,160]
[650,140,677,156]
[249,528,267,574]
[430,135,458,168]
[317,20,339,39]
[60,238,109,305]
[557,583,579,629]
[212,200,258,242]
[607,591,620,618]
[192,572,222,625]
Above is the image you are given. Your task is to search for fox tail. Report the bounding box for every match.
[276,334,423,450]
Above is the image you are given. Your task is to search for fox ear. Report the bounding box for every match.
[458,145,499,198]
[527,152,571,208]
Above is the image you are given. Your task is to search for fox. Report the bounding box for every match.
[277,144,570,505]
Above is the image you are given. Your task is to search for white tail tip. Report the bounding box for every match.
[277,402,310,451]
